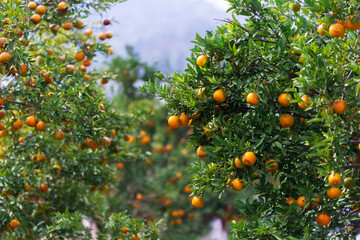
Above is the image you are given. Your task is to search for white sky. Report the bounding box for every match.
[205,0,230,11]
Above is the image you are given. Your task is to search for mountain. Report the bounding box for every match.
[96,0,237,72]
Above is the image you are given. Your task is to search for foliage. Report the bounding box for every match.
[143,0,360,239]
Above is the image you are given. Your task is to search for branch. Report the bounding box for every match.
[7,101,73,113]
[214,18,250,33]
[341,164,360,169]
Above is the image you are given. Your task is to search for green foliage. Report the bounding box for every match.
[144,0,360,238]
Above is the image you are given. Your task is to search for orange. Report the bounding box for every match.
[140,136,151,145]
[278,93,292,107]
[18,137,25,143]
[85,138,99,149]
[246,92,259,105]
[75,20,84,29]
[36,5,46,14]
[0,37,7,48]
[85,29,93,36]
[184,186,192,193]
[298,95,310,110]
[318,23,328,36]
[58,2,68,13]
[197,87,207,99]
[25,183,31,192]
[290,2,300,12]
[106,31,113,38]
[28,2,37,10]
[30,14,41,24]
[0,52,11,63]
[230,178,244,191]
[35,120,46,131]
[54,130,64,140]
[332,99,347,115]
[311,195,323,207]
[191,196,204,208]
[285,197,296,205]
[242,151,256,166]
[39,184,48,192]
[213,89,227,103]
[264,159,278,172]
[17,63,27,75]
[345,16,360,30]
[83,59,91,67]
[328,172,341,186]
[329,23,345,38]
[26,116,36,127]
[317,213,331,226]
[197,146,208,158]
[53,164,61,174]
[168,116,180,128]
[10,219,20,229]
[296,196,309,209]
[66,64,75,72]
[75,51,86,61]
[116,162,124,169]
[196,55,208,67]
[279,114,294,128]
[13,119,23,130]
[0,122,4,131]
[344,177,355,189]
[327,187,341,199]
[62,22,73,30]
[179,113,189,126]
[204,123,213,137]
[136,193,143,201]
[98,32,107,41]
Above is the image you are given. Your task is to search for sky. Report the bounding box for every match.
[96,0,233,72]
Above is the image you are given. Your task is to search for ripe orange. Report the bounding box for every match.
[35,120,46,131]
[85,29,93,36]
[140,136,151,145]
[317,213,331,226]
[329,23,345,38]
[285,197,296,205]
[328,172,341,186]
[62,22,73,30]
[17,63,27,75]
[191,196,204,208]
[58,1,68,13]
[98,32,107,41]
[28,2,37,10]
[264,159,278,172]
[196,55,208,67]
[230,178,244,191]
[246,92,259,105]
[12,120,23,130]
[204,123,213,137]
[234,157,246,169]
[26,116,36,127]
[311,195,323,207]
[39,184,48,193]
[0,52,11,63]
[296,196,309,209]
[18,137,25,143]
[345,16,360,30]
[318,23,329,36]
[75,20,84,29]
[279,114,294,128]
[327,187,341,199]
[36,5,46,14]
[30,14,41,24]
[75,51,86,61]
[213,89,227,103]
[116,162,124,169]
[10,219,20,229]
[66,64,75,72]
[298,95,310,110]
[184,186,192,193]
[242,151,256,166]
[179,113,189,126]
[85,138,99,149]
[168,116,180,128]
[332,99,347,115]
[106,31,113,38]
[53,164,61,174]
[25,183,31,192]
[83,59,91,67]
[278,93,292,107]
[197,146,208,158]
[54,130,64,140]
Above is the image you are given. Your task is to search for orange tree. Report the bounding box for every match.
[103,52,243,239]
[144,0,360,238]
[0,0,160,239]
